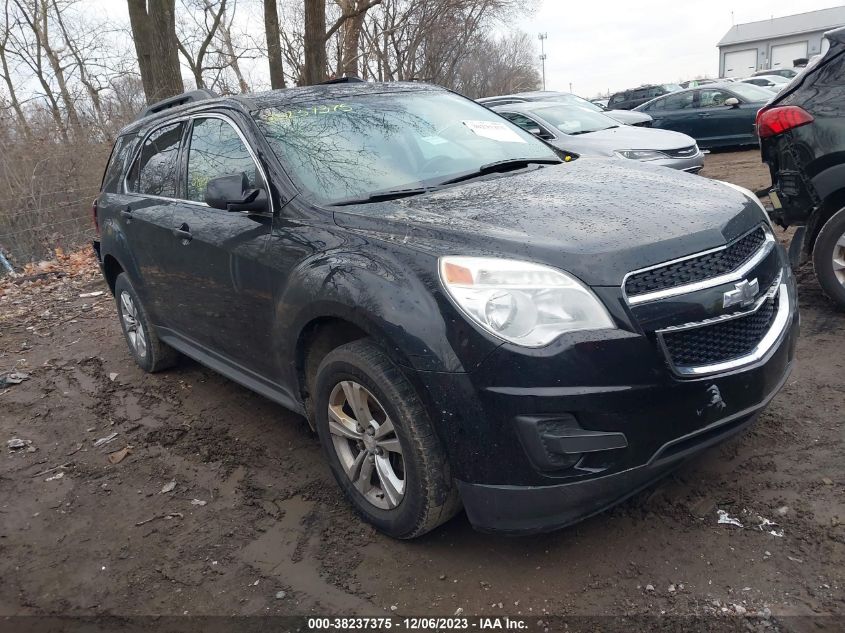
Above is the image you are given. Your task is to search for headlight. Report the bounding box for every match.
[718,180,775,229]
[439,257,615,347]
[614,149,666,161]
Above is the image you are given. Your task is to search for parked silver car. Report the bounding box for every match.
[493,102,704,173]
[477,90,653,127]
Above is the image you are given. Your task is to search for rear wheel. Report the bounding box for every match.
[313,339,461,538]
[114,273,180,372]
[812,207,845,310]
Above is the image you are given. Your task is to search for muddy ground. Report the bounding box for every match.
[1,150,843,624]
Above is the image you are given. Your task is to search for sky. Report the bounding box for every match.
[516,1,845,98]
[88,0,844,99]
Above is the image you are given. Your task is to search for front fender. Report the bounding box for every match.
[274,247,497,379]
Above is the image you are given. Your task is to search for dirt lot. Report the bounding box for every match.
[1,151,843,624]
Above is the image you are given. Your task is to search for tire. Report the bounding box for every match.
[812,207,845,311]
[313,339,461,538]
[114,273,180,372]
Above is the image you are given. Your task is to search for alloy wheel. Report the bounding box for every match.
[119,291,147,359]
[833,232,845,287]
[327,380,405,510]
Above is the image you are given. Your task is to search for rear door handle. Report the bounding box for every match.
[699,113,712,118]
[172,223,192,242]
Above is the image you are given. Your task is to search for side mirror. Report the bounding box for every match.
[205,172,269,213]
[527,126,543,137]
[724,97,740,107]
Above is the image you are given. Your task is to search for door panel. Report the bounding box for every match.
[117,121,187,324]
[692,89,754,145]
[647,91,698,137]
[163,116,276,375]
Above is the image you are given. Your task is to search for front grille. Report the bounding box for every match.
[625,227,767,297]
[664,145,698,159]
[661,292,779,368]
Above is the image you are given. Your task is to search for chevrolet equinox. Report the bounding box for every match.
[93,81,799,537]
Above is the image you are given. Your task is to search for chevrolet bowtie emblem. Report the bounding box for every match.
[723,278,759,309]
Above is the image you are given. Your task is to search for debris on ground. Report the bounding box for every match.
[78,291,104,298]
[756,516,784,538]
[716,509,743,528]
[160,481,176,494]
[93,432,118,448]
[1,371,30,387]
[107,446,131,465]
[45,471,64,482]
[108,372,118,382]
[135,512,184,527]
[275,591,286,599]
[190,499,207,506]
[7,438,33,452]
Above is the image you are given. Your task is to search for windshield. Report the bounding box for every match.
[547,93,604,112]
[728,82,775,102]
[253,91,557,204]
[532,105,618,135]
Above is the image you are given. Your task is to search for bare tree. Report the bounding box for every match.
[176,0,227,89]
[302,0,325,84]
[263,0,285,88]
[127,0,183,103]
[0,1,30,136]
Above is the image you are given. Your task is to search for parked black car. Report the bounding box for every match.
[635,82,773,148]
[93,81,798,538]
[758,26,845,309]
[607,85,672,110]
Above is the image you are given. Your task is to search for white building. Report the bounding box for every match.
[717,6,845,77]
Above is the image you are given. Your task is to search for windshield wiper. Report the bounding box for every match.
[434,158,561,187]
[330,187,430,206]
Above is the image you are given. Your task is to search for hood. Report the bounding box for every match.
[332,159,764,287]
[547,126,696,158]
[604,110,652,125]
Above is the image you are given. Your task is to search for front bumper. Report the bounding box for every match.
[410,268,798,534]
[650,152,705,173]
[458,357,792,534]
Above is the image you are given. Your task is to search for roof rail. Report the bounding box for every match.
[318,76,364,85]
[136,89,219,121]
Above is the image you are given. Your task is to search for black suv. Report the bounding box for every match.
[93,81,798,537]
[758,26,845,309]
[607,85,670,110]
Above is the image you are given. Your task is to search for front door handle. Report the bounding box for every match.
[699,112,712,118]
[172,223,192,242]
[120,206,132,218]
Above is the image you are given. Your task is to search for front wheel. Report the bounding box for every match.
[313,339,461,538]
[812,207,845,310]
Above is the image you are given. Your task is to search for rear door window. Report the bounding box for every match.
[102,134,135,193]
[126,121,185,197]
[185,117,261,203]
[663,91,695,110]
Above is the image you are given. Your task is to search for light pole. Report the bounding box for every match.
[538,32,548,90]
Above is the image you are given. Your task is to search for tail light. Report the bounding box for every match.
[756,106,814,139]
[92,198,100,235]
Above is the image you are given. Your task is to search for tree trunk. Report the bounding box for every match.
[263,0,285,89]
[338,0,365,76]
[127,0,183,103]
[302,0,326,85]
